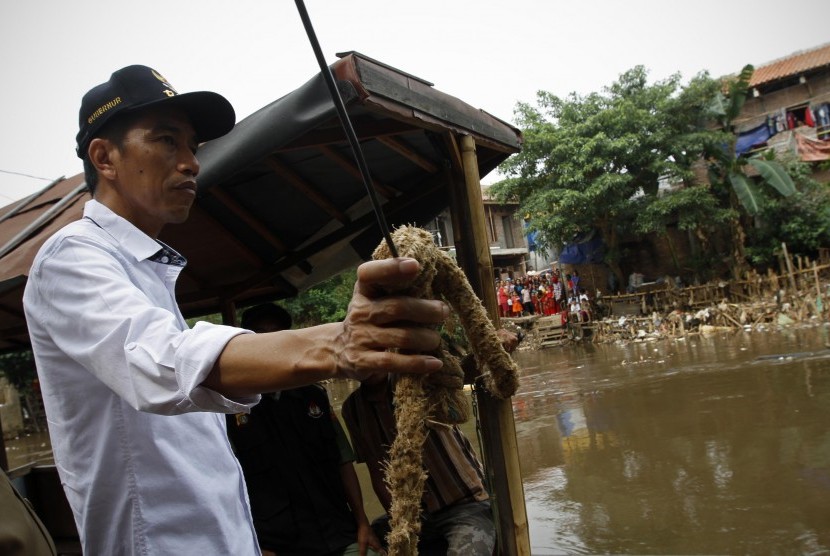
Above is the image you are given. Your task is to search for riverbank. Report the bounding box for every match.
[505,263,830,350]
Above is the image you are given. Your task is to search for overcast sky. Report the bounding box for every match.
[1,0,828,204]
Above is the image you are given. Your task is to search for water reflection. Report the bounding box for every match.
[514,325,830,555]
[4,430,52,471]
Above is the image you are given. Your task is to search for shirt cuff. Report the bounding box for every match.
[175,321,260,412]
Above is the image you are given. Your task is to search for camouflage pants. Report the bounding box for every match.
[373,500,496,556]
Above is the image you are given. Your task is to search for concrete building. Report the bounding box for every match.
[424,188,545,283]
[734,41,830,182]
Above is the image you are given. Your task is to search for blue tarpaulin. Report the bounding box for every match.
[524,220,539,252]
[559,231,605,264]
[735,122,772,155]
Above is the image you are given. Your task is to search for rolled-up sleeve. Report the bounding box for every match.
[173,321,260,412]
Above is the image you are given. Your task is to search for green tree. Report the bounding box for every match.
[187,269,358,330]
[280,268,357,328]
[745,160,830,266]
[492,66,721,285]
[636,184,731,280]
[0,350,36,395]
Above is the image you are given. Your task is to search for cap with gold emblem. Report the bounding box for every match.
[75,64,235,158]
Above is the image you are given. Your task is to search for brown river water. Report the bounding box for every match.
[7,324,830,554]
[505,324,830,555]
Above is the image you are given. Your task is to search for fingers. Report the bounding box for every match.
[354,295,448,327]
[355,258,420,296]
[496,328,519,353]
[336,257,449,380]
[350,263,448,327]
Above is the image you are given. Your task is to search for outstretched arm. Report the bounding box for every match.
[204,258,448,397]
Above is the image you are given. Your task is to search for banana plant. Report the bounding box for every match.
[706,65,796,276]
[709,64,796,216]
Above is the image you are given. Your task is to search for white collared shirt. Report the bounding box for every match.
[24,200,261,555]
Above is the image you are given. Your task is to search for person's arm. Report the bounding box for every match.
[460,328,519,383]
[340,462,385,556]
[203,258,448,397]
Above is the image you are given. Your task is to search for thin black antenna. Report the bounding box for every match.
[294,0,398,258]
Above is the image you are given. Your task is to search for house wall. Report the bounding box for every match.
[741,74,830,122]
[423,203,531,281]
[738,65,830,149]
[483,203,524,249]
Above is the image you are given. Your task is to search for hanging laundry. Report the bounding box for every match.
[805,106,816,127]
[817,104,830,127]
[766,115,777,136]
[775,108,787,133]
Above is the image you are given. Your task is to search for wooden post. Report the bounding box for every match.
[221,300,238,327]
[0,422,8,471]
[782,242,798,295]
[451,134,530,556]
[813,261,824,317]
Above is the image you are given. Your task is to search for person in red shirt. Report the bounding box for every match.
[496,282,509,318]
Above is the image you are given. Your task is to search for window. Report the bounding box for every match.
[502,216,515,248]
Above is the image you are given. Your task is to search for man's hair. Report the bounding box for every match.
[241,303,293,332]
[81,111,142,195]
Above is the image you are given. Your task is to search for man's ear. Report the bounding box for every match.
[87,138,119,181]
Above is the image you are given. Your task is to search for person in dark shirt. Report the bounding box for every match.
[228,303,384,556]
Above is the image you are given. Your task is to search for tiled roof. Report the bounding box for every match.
[750,42,830,87]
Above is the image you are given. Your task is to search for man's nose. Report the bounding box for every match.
[179,148,200,177]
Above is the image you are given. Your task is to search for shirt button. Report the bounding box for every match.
[160,256,170,264]
[126,342,137,350]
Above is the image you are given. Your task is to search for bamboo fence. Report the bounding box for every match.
[513,249,830,348]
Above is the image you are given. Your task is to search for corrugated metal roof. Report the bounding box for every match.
[750,42,830,87]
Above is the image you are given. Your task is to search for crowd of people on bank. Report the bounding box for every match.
[496,269,593,323]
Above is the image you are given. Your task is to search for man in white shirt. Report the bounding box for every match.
[23,65,446,555]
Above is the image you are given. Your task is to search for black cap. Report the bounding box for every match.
[76,65,235,158]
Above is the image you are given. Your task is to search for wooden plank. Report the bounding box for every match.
[376,135,440,173]
[264,156,350,225]
[317,145,397,199]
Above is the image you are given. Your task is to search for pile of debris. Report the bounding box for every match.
[509,257,830,348]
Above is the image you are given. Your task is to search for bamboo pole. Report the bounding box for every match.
[453,134,530,556]
[0,426,7,471]
[797,255,804,290]
[782,243,798,295]
[813,261,824,317]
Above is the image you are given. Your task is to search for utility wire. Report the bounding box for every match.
[0,168,53,181]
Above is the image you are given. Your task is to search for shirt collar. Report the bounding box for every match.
[83,200,186,265]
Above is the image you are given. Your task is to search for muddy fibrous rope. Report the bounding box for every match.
[372,225,520,555]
